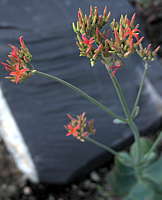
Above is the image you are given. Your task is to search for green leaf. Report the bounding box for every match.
[143,152,157,164]
[130,137,153,160]
[124,179,162,200]
[124,182,154,200]
[113,118,127,124]
[117,152,133,167]
[144,157,162,186]
[108,152,137,197]
[153,192,162,200]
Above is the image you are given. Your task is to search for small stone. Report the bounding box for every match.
[71,184,78,190]
[90,171,101,182]
[83,180,96,190]
[23,186,32,195]
[8,185,17,194]
[77,190,85,197]
[1,184,7,190]
[48,195,55,200]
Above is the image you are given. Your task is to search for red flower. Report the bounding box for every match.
[109,64,121,76]
[65,114,81,137]
[124,27,140,41]
[1,62,12,71]
[9,45,19,59]
[65,123,80,136]
[81,34,95,54]
[126,13,136,27]
[65,113,95,142]
[9,64,29,84]
[81,34,95,46]
[19,36,26,49]
[124,27,140,48]
[1,36,32,83]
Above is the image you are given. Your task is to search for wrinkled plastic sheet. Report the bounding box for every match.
[0,0,162,184]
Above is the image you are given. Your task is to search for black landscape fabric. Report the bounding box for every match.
[0,0,162,184]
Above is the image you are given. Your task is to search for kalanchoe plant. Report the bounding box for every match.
[72,6,162,200]
[0,6,162,200]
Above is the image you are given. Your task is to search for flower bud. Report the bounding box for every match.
[65,113,96,142]
[0,36,33,84]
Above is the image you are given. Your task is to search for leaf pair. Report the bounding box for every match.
[108,137,162,200]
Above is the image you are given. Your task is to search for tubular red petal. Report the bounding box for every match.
[154,45,160,53]
[0,62,12,71]
[130,13,136,27]
[19,36,26,49]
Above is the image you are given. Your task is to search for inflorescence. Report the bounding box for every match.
[72,6,160,73]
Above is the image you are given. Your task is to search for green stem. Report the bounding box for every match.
[131,62,148,118]
[103,60,141,164]
[102,58,130,118]
[145,131,162,160]
[128,119,141,163]
[34,70,125,121]
[86,136,118,156]
[110,71,130,117]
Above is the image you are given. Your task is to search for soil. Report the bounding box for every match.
[1,133,161,200]
[0,138,116,200]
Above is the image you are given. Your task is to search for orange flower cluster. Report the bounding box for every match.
[73,6,110,35]
[107,14,144,58]
[1,36,33,84]
[73,6,160,68]
[65,113,96,142]
[73,6,110,66]
[137,43,160,61]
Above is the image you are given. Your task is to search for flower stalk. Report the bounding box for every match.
[34,70,126,122]
[131,61,149,118]
[144,131,162,161]
[102,58,141,164]
[86,136,118,156]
